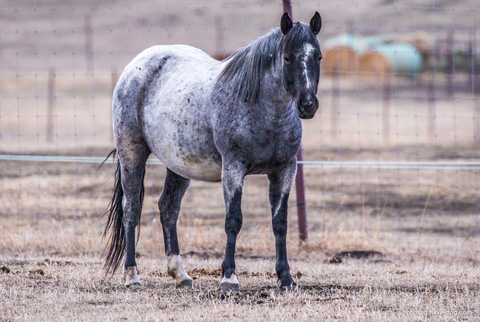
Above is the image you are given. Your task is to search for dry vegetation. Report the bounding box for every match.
[1,255,479,321]
[1,0,480,321]
[1,150,480,321]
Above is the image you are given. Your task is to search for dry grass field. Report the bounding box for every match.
[1,0,480,321]
[1,146,480,321]
[1,255,479,321]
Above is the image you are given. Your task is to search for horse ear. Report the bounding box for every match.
[310,11,322,35]
[281,12,293,35]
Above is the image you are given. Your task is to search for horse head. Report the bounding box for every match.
[280,12,322,119]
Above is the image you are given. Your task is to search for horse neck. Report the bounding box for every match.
[257,66,296,120]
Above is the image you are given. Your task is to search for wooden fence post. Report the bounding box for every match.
[473,31,480,145]
[446,31,454,99]
[46,68,55,143]
[428,75,436,143]
[331,69,339,141]
[475,92,479,146]
[383,74,391,144]
[84,14,93,74]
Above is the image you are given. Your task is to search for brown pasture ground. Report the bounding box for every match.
[1,142,480,321]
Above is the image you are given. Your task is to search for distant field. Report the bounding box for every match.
[1,0,479,75]
[0,74,478,153]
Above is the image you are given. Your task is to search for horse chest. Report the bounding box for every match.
[240,121,302,174]
[214,105,302,174]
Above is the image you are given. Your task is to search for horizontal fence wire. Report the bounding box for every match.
[1,154,480,170]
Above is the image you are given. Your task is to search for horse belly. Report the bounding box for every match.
[149,139,222,182]
[165,147,222,182]
[143,107,222,182]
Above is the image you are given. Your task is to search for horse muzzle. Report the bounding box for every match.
[297,94,318,119]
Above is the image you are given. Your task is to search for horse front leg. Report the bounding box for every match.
[220,161,246,292]
[158,169,193,288]
[267,159,297,288]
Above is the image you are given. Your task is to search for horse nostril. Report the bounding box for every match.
[300,98,314,109]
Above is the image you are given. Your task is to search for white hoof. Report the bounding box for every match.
[124,266,141,287]
[167,255,193,287]
[220,274,239,292]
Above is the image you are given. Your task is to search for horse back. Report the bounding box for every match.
[113,45,215,124]
[113,45,224,181]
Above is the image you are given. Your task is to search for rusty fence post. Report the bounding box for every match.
[295,146,308,242]
[282,0,308,243]
[46,68,56,143]
[282,0,292,19]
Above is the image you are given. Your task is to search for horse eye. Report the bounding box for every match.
[284,56,290,63]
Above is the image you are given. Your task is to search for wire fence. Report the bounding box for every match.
[0,0,479,264]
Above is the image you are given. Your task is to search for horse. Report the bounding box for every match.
[103,12,322,291]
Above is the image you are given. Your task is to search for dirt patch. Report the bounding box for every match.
[335,250,384,259]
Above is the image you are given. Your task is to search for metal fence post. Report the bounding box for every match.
[282,0,308,243]
[295,146,308,242]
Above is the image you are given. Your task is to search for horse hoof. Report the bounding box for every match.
[176,278,193,288]
[124,266,141,287]
[125,280,141,287]
[280,284,297,291]
[220,274,240,293]
[220,282,240,293]
[278,279,297,290]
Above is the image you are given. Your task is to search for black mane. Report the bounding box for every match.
[216,22,317,105]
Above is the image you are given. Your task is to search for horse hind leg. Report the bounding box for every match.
[104,141,150,287]
[121,147,150,286]
[158,169,193,288]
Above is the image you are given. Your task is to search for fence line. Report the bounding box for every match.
[2,154,480,170]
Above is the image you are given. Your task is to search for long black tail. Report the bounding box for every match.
[101,149,125,274]
[101,149,146,274]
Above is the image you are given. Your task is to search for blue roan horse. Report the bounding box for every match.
[104,12,322,291]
